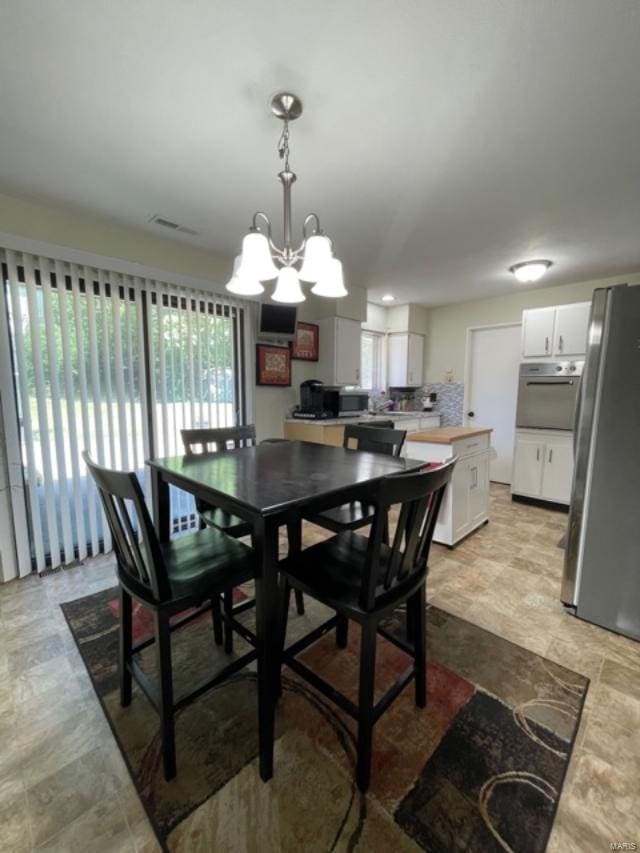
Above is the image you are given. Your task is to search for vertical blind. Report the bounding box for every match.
[0,248,248,577]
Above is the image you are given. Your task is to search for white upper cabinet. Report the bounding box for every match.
[521,302,590,360]
[388,333,424,386]
[318,317,362,386]
[554,303,591,358]
[522,307,555,358]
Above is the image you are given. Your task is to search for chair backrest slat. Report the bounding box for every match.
[181,425,257,455]
[360,459,456,611]
[343,424,407,457]
[83,452,171,602]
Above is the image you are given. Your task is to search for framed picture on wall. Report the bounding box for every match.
[290,321,319,361]
[256,343,291,386]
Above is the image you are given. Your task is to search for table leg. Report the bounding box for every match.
[253,515,280,782]
[150,467,171,544]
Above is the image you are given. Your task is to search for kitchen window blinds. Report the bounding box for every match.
[0,248,247,576]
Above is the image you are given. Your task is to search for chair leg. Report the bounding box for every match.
[286,519,305,617]
[119,587,132,708]
[336,615,349,648]
[406,601,414,643]
[211,594,224,646]
[413,583,427,709]
[357,620,378,793]
[154,610,176,781]
[223,589,234,654]
[277,576,292,698]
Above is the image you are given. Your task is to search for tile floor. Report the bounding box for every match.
[0,485,638,851]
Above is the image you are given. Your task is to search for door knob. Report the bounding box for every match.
[467,411,475,417]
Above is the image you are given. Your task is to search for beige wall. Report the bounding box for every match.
[424,272,640,383]
[0,191,231,285]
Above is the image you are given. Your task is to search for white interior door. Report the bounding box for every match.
[466,324,521,484]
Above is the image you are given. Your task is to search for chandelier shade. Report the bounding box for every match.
[272,266,306,303]
[238,232,279,281]
[225,255,265,296]
[311,258,347,298]
[227,92,347,304]
[298,234,333,282]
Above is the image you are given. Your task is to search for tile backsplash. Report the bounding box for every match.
[421,382,464,426]
[378,382,465,426]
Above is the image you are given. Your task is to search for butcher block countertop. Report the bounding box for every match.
[407,426,493,444]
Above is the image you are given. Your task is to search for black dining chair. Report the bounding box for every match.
[83,451,257,781]
[181,426,304,650]
[278,458,455,792]
[306,424,407,535]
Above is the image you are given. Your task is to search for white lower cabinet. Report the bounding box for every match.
[511,429,573,504]
[405,433,490,546]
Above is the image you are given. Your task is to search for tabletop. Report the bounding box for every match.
[147,440,425,517]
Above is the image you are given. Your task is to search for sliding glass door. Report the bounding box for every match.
[1,249,247,573]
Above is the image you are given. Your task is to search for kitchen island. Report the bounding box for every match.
[406,426,493,547]
[283,412,442,450]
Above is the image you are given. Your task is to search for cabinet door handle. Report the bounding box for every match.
[549,448,553,463]
[558,335,564,353]
[470,466,478,488]
[545,336,549,354]
[536,447,540,461]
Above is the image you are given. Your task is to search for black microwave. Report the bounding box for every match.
[322,388,370,417]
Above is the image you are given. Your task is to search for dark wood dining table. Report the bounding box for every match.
[147,439,425,782]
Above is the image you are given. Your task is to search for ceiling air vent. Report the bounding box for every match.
[149,215,199,236]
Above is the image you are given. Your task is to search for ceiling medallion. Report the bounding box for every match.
[226,92,346,303]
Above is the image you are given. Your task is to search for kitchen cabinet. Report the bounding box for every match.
[521,302,590,361]
[388,333,424,386]
[318,317,362,386]
[405,427,492,546]
[511,429,573,505]
[522,307,556,358]
[554,303,591,358]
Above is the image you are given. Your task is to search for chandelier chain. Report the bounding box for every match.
[277,119,291,171]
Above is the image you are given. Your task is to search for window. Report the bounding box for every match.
[361,331,385,391]
[1,249,247,572]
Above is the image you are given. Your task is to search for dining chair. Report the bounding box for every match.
[278,458,455,792]
[306,424,407,535]
[180,426,305,650]
[83,451,257,781]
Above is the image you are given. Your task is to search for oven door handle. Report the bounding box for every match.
[525,380,575,386]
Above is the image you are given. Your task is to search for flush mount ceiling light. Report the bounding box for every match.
[381,294,395,302]
[225,92,347,303]
[509,260,553,283]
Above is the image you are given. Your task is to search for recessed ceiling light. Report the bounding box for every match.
[509,260,552,283]
[381,294,395,302]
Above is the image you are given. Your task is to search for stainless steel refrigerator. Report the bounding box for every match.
[562,283,640,641]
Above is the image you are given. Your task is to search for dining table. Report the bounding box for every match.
[147,438,426,782]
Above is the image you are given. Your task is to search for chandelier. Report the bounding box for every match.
[225,92,347,304]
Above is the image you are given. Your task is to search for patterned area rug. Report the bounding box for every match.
[61,588,588,852]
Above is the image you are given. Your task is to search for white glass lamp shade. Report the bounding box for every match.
[311,258,348,298]
[298,234,333,282]
[238,232,279,281]
[272,266,306,303]
[225,255,264,296]
[509,260,552,283]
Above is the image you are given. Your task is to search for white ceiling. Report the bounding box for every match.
[1,0,639,306]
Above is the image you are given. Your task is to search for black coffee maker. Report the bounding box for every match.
[298,379,325,417]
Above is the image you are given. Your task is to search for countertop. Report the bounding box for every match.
[407,426,493,444]
[284,412,442,426]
